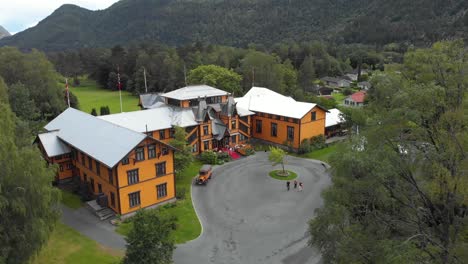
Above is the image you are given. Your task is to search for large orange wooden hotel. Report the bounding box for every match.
[36,85,327,216]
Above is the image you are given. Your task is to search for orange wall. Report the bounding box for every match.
[54,155,73,181]
[299,107,326,143]
[116,139,175,215]
[74,151,120,212]
[252,114,301,148]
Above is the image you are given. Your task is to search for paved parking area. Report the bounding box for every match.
[61,205,126,250]
[173,152,331,264]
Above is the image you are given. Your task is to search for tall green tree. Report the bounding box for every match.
[268,147,287,174]
[123,210,175,264]
[309,40,468,263]
[0,47,65,120]
[0,102,60,264]
[188,64,243,95]
[298,55,316,92]
[169,126,193,174]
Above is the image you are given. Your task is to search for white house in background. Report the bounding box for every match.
[358,81,372,90]
[321,77,351,88]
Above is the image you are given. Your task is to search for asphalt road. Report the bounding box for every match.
[173,151,331,264]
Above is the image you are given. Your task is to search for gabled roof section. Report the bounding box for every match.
[98,106,198,132]
[235,87,318,119]
[326,108,344,127]
[211,118,228,140]
[161,85,230,100]
[37,131,71,157]
[348,91,367,103]
[139,93,165,109]
[44,108,146,168]
[221,96,236,117]
[193,98,208,122]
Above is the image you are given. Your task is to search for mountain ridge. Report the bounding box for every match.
[1,0,468,51]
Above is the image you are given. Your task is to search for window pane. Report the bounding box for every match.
[157,183,167,199]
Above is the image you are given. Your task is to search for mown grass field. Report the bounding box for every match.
[31,223,122,264]
[70,78,140,114]
[292,143,339,164]
[116,161,203,244]
[60,190,83,209]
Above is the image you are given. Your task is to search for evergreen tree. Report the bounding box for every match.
[90,108,97,116]
[169,126,193,174]
[298,56,316,92]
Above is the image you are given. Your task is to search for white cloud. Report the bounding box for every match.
[0,0,119,33]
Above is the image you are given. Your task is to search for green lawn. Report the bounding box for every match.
[71,78,140,114]
[32,223,122,264]
[292,143,339,163]
[269,170,298,181]
[116,161,203,244]
[332,92,346,102]
[60,190,83,209]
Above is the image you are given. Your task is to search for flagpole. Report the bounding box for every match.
[66,78,70,108]
[143,67,148,93]
[118,66,123,113]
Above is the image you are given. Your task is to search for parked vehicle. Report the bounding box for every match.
[196,164,213,185]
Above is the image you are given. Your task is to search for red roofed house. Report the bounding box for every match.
[344,91,367,107]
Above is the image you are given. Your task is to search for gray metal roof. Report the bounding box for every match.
[98,106,198,132]
[37,131,71,157]
[44,108,146,168]
[161,85,230,100]
[212,118,228,140]
[139,93,165,109]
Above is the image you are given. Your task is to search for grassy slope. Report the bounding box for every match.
[32,223,122,264]
[116,161,203,244]
[71,78,140,114]
[292,144,339,163]
[60,190,83,209]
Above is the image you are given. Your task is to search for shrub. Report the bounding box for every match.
[216,151,230,162]
[73,77,81,86]
[245,148,255,156]
[299,138,312,154]
[176,187,186,200]
[90,108,97,116]
[201,150,217,164]
[343,88,353,96]
[310,135,326,150]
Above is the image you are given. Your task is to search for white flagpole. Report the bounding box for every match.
[143,67,148,93]
[118,67,123,113]
[66,78,70,108]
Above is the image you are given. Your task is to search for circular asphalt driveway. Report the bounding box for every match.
[173,151,331,264]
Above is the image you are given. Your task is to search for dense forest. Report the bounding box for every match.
[47,41,394,109]
[309,40,468,263]
[1,0,468,51]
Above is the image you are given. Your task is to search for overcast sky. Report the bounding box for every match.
[0,0,120,34]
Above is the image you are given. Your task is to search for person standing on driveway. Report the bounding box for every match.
[286,181,290,191]
[294,180,298,189]
[298,182,303,192]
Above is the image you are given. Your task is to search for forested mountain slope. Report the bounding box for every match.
[1,0,468,50]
